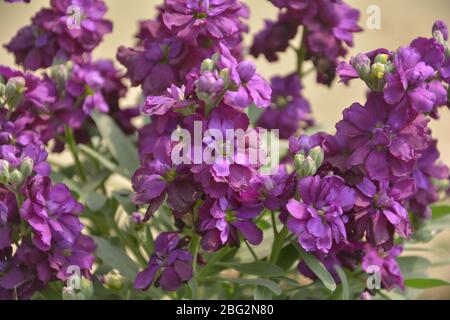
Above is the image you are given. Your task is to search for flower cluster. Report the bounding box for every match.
[0,67,95,299]
[252,0,362,85]
[5,0,112,70]
[117,0,249,96]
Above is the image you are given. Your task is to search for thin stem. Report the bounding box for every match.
[190,233,201,274]
[296,27,308,79]
[270,211,278,236]
[198,247,233,279]
[244,240,259,262]
[269,226,289,264]
[64,125,87,182]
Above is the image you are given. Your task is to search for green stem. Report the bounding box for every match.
[65,126,87,182]
[190,233,201,274]
[270,211,278,236]
[269,226,289,264]
[296,27,308,78]
[198,247,233,279]
[244,240,259,262]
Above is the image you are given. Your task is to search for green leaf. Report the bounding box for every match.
[432,205,450,220]
[84,192,108,211]
[295,245,337,291]
[219,261,284,277]
[334,265,349,300]
[277,244,300,271]
[397,256,431,278]
[112,189,136,215]
[92,112,139,178]
[222,278,282,296]
[254,286,273,300]
[404,278,450,289]
[92,236,139,280]
[78,144,120,173]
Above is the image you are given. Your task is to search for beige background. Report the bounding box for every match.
[1,0,450,299]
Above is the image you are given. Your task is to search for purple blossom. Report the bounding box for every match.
[161,0,246,47]
[142,85,191,116]
[135,232,193,291]
[384,46,446,113]
[336,93,431,181]
[257,74,314,139]
[362,245,404,290]
[198,196,263,252]
[286,175,355,254]
[354,178,413,249]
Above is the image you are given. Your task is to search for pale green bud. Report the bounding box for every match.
[103,269,124,291]
[370,63,386,80]
[293,153,306,172]
[20,157,34,178]
[374,53,389,64]
[0,160,10,185]
[201,59,215,72]
[10,169,24,187]
[219,68,231,86]
[308,146,325,168]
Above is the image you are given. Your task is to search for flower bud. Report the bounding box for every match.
[294,154,317,178]
[219,68,231,86]
[237,61,256,83]
[20,157,34,178]
[352,53,371,79]
[0,83,5,97]
[433,20,449,41]
[51,64,69,90]
[10,169,24,187]
[201,59,215,72]
[103,269,124,291]
[128,212,145,232]
[4,77,25,109]
[0,160,10,185]
[197,71,224,94]
[374,53,389,64]
[293,153,306,172]
[308,146,325,168]
[370,62,386,80]
[79,277,94,299]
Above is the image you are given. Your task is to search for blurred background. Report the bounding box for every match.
[1,0,450,299]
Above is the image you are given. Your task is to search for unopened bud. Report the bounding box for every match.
[79,278,94,299]
[294,154,317,178]
[0,160,10,185]
[370,62,386,80]
[128,212,145,232]
[103,269,124,291]
[0,83,5,97]
[201,59,215,72]
[294,153,306,172]
[374,54,389,64]
[20,157,34,178]
[237,61,256,83]
[10,169,24,187]
[308,146,325,168]
[352,53,371,79]
[219,68,231,86]
[433,20,449,41]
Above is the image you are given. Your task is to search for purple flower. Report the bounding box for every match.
[257,74,314,139]
[354,178,413,249]
[362,245,404,291]
[384,46,445,113]
[198,196,263,252]
[250,12,300,62]
[161,0,246,46]
[224,60,272,108]
[286,175,355,254]
[6,0,112,70]
[142,85,191,116]
[409,140,449,219]
[117,37,187,96]
[135,232,193,291]
[336,93,431,181]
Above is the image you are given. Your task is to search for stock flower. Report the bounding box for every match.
[257,74,313,139]
[117,37,187,96]
[353,178,413,249]
[384,46,446,113]
[6,0,113,70]
[161,0,246,47]
[286,175,355,254]
[409,140,449,219]
[336,93,431,181]
[135,232,193,291]
[250,12,299,62]
[142,85,191,116]
[362,245,404,290]
[198,196,263,252]
[224,60,272,108]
